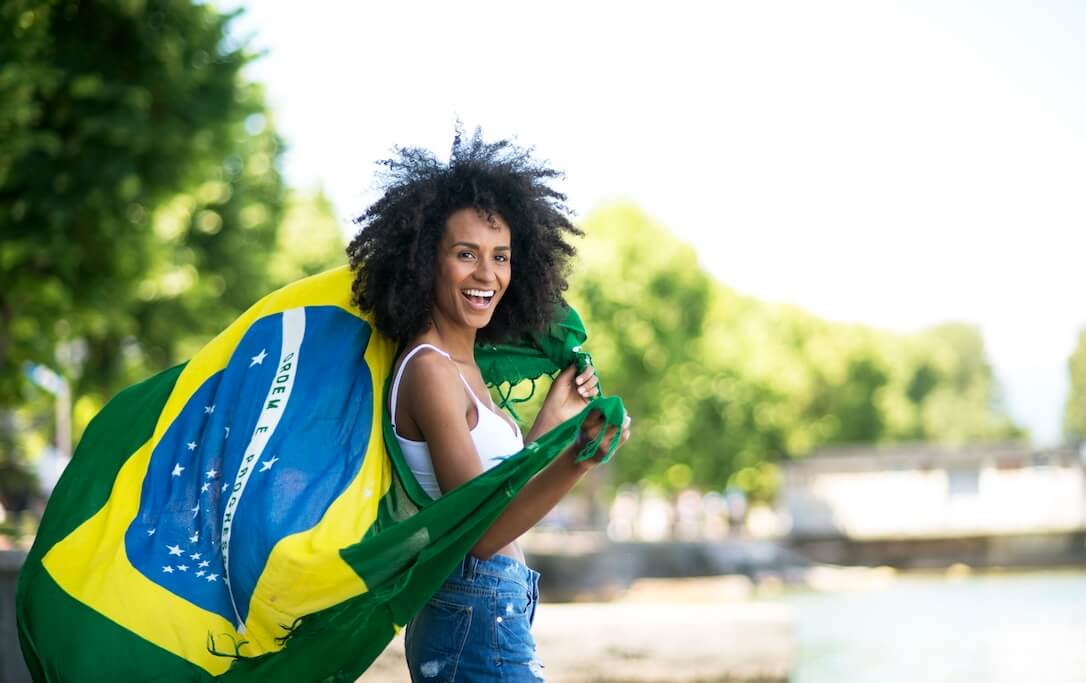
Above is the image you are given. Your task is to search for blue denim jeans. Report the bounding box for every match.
[405,553,545,682]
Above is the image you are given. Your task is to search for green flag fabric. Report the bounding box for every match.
[15,266,625,682]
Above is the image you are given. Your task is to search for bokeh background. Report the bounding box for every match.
[2,1,1085,682]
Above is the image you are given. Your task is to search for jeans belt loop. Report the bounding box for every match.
[462,553,478,581]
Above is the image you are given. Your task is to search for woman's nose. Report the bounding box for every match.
[473,258,495,281]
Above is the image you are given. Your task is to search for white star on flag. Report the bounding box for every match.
[190,552,201,560]
[250,349,267,367]
[189,531,199,543]
[190,502,200,518]
[195,570,205,577]
[200,482,210,493]
[177,564,188,572]
[167,545,183,556]
[206,573,219,582]
[186,441,197,451]
[162,566,174,573]
[147,528,156,536]
[221,482,229,492]
[171,464,184,477]
[206,468,218,479]
[224,426,230,439]
[204,404,215,414]
[198,560,210,568]
[260,456,279,472]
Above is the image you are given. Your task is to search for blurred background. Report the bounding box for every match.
[1,1,1085,681]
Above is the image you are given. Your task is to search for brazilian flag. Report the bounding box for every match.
[15,267,624,682]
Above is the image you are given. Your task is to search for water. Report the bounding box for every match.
[779,570,1086,683]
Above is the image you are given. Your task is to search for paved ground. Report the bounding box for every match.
[362,578,794,682]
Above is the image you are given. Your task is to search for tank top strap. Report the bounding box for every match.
[390,343,452,429]
[391,343,518,439]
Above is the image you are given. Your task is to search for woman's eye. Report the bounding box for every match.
[458,251,476,260]
[495,254,509,263]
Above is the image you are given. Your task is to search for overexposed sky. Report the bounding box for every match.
[226,1,1086,445]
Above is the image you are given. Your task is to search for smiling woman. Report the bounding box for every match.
[346,124,632,681]
[435,209,512,327]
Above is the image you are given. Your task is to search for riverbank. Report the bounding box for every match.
[780,568,1086,683]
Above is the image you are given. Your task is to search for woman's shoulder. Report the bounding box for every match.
[397,345,464,399]
[396,346,475,438]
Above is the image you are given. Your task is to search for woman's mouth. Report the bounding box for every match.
[461,288,495,309]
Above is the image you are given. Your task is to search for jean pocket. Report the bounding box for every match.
[406,597,473,683]
[495,591,537,664]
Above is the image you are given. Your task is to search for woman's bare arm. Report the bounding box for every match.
[400,354,623,560]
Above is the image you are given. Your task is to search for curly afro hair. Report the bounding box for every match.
[347,124,583,345]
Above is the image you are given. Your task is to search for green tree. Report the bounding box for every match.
[568,203,1022,501]
[567,203,714,490]
[905,323,1022,444]
[0,0,288,506]
[268,189,348,285]
[1064,328,1086,442]
[0,0,263,397]
[120,101,287,390]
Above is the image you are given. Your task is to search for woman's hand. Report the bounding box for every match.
[532,364,599,437]
[572,409,632,470]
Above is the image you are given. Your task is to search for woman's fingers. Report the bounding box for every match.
[574,365,594,385]
[580,412,629,439]
[574,365,599,397]
[577,375,603,397]
[578,374,600,398]
[576,412,632,463]
[556,364,578,383]
[587,408,604,426]
[574,365,601,399]
[597,425,620,459]
[608,414,632,450]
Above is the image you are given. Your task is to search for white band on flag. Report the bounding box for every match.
[221,307,305,629]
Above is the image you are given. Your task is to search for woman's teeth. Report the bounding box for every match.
[462,289,495,306]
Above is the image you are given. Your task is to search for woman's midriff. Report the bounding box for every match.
[487,540,526,565]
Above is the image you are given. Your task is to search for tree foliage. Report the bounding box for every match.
[0,0,345,507]
[269,189,348,286]
[0,0,284,401]
[1064,328,1086,442]
[569,203,1023,500]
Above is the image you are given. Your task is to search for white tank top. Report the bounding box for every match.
[390,344,524,499]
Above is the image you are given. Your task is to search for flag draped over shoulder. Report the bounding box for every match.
[16,266,625,682]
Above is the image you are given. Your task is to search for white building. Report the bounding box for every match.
[780,443,1086,541]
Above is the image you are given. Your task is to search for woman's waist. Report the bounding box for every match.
[440,549,539,594]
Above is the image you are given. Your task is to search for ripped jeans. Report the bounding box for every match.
[405,553,545,682]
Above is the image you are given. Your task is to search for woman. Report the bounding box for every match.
[347,126,631,682]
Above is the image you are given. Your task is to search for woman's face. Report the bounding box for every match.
[431,207,512,333]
